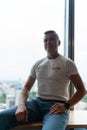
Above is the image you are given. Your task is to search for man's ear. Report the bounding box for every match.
[58,40,61,46]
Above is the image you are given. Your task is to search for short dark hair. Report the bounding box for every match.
[44,30,60,40]
[44,30,57,35]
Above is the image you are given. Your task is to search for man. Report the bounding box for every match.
[0,30,86,130]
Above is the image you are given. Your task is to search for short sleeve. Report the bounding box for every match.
[30,58,44,79]
[30,63,37,79]
[66,59,79,77]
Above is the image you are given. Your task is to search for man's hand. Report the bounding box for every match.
[49,103,67,114]
[15,104,28,122]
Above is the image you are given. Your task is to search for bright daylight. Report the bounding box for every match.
[0,0,87,112]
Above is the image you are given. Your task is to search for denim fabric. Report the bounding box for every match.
[0,97,69,130]
[66,128,87,130]
[42,111,69,130]
[74,129,87,130]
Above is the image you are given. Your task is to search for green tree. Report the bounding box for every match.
[0,93,6,103]
[29,91,37,99]
[82,95,87,103]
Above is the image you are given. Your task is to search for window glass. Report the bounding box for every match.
[0,0,64,109]
[75,0,87,110]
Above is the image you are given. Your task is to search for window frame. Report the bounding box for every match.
[64,0,75,108]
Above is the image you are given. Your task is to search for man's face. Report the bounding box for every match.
[43,33,60,53]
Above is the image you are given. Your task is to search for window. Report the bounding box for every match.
[0,0,65,109]
[75,0,87,110]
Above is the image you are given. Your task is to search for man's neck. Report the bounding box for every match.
[47,53,59,59]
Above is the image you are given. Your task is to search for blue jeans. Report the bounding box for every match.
[0,97,69,130]
[66,128,87,130]
[74,128,87,130]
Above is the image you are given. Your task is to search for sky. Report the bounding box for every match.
[0,0,64,81]
[0,0,87,83]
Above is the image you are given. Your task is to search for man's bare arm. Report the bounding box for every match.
[18,76,35,105]
[15,76,35,122]
[49,74,87,114]
[68,74,86,107]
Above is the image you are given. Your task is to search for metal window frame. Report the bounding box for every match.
[64,0,75,106]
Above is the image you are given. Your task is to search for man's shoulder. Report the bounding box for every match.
[59,54,73,62]
[34,57,46,67]
[58,55,76,68]
[36,57,46,63]
[59,54,68,62]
